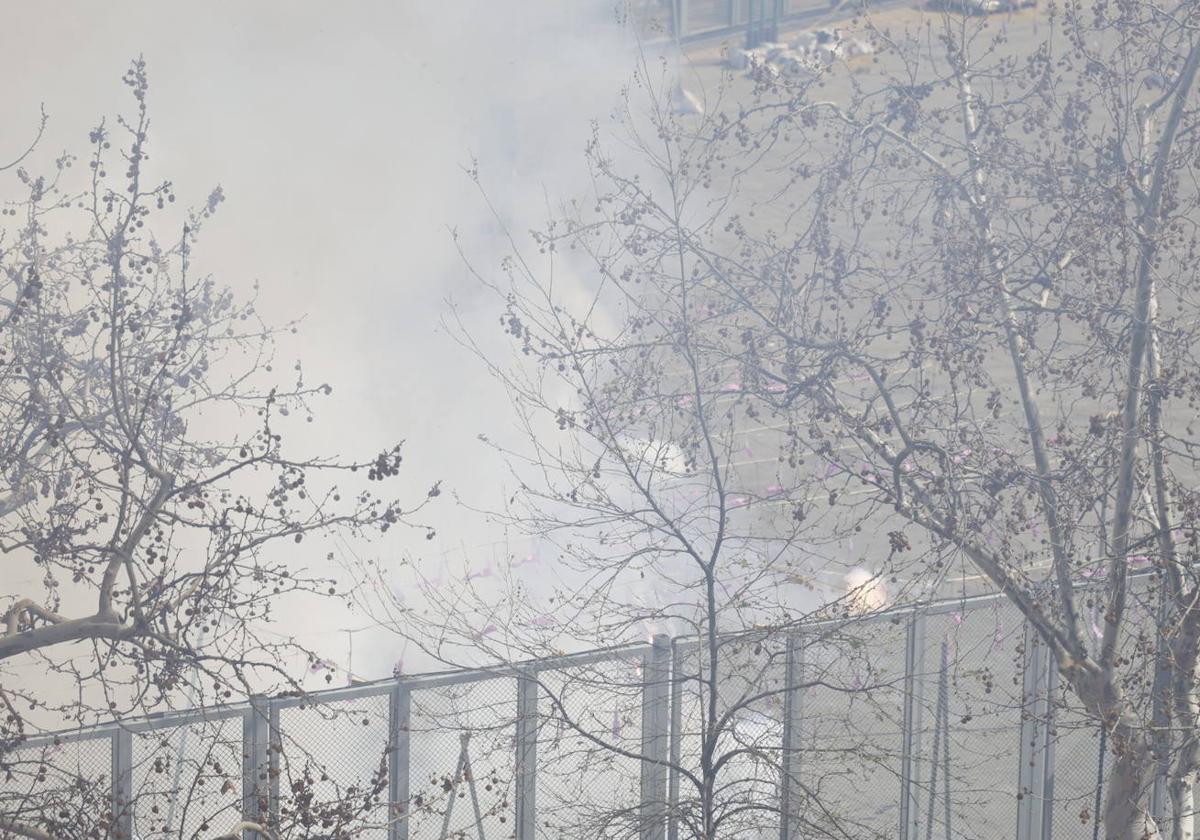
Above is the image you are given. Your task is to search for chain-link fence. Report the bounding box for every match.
[5,590,1155,840]
[129,712,244,838]
[0,730,113,838]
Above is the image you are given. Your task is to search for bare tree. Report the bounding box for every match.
[352,58,927,837]
[0,60,434,839]
[573,2,1200,838]
[363,0,1200,835]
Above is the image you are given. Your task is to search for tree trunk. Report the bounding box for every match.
[1070,666,1161,840]
[1169,781,1195,840]
[1105,723,1162,840]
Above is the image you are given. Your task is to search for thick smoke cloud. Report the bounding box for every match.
[0,1,650,684]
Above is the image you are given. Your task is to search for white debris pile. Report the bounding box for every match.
[724,29,877,75]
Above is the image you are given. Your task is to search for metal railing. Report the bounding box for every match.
[2,588,1140,840]
[631,0,913,47]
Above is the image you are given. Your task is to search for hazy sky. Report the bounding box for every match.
[2,1,642,681]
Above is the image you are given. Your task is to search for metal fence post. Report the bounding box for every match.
[1042,663,1059,840]
[674,0,690,38]
[1017,621,1052,840]
[641,634,671,840]
[111,729,133,839]
[768,0,783,41]
[667,641,684,840]
[389,682,411,840]
[516,671,538,840]
[268,702,281,829]
[1150,586,1170,826]
[899,610,927,840]
[779,632,804,840]
[242,695,271,839]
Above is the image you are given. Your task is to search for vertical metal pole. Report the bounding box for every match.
[779,633,804,840]
[1149,584,1170,825]
[667,641,684,840]
[641,635,671,840]
[268,702,281,829]
[242,695,270,839]
[389,683,411,840]
[1017,622,1051,840]
[515,672,538,840]
[899,610,927,840]
[768,0,783,41]
[1042,663,1059,840]
[111,729,133,839]
[745,0,760,48]
[676,0,690,38]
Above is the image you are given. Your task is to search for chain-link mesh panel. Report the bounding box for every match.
[275,691,392,839]
[536,653,646,840]
[913,600,1025,840]
[714,634,786,839]
[129,716,243,839]
[790,615,908,839]
[1044,584,1109,840]
[1044,686,1105,839]
[0,735,113,839]
[406,676,517,840]
[672,631,791,840]
[14,578,1180,840]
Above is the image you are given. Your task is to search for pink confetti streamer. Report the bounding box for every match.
[472,624,499,640]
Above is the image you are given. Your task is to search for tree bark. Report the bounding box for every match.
[1104,723,1162,840]
[1071,663,1163,839]
[0,611,133,660]
[1169,782,1195,840]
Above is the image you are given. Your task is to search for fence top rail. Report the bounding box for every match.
[10,638,654,748]
[11,569,1154,749]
